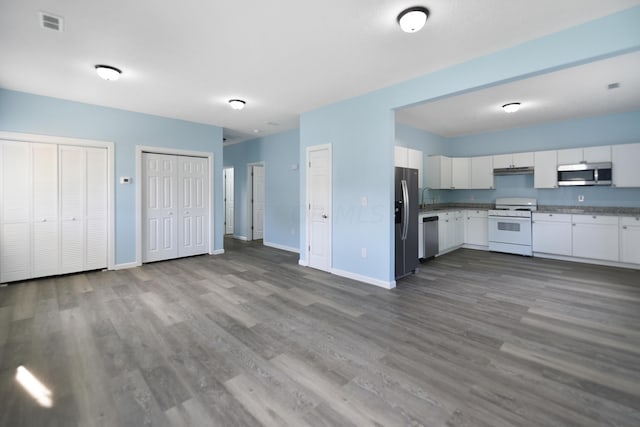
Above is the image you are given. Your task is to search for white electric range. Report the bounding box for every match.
[488,197,537,256]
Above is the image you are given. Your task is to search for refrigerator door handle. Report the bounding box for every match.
[401,179,409,240]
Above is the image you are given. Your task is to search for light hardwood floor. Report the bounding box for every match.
[1,239,639,426]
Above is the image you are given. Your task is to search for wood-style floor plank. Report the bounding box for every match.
[1,240,639,426]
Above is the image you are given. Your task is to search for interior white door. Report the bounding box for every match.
[178,156,209,257]
[1,141,31,282]
[252,165,264,240]
[224,168,234,235]
[307,146,331,272]
[142,153,178,262]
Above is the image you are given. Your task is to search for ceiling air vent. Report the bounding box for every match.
[39,12,63,32]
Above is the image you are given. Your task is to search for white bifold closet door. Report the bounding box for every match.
[0,141,107,283]
[142,152,209,263]
[59,145,108,274]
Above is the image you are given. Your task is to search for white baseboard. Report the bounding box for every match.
[233,235,248,241]
[114,262,139,270]
[298,259,308,267]
[462,244,489,251]
[331,268,396,290]
[211,249,225,255]
[264,241,299,253]
[533,252,639,270]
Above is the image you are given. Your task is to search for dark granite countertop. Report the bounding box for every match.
[536,205,640,216]
[419,203,640,216]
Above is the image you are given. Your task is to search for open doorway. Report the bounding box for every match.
[223,167,234,235]
[247,163,264,241]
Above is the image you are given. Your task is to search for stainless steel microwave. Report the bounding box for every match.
[557,162,612,186]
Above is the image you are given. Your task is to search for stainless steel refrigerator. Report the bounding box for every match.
[395,167,419,279]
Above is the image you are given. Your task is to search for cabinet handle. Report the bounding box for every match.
[185,211,190,215]
[169,212,174,215]
[549,214,553,217]
[71,217,76,221]
[572,223,576,226]
[592,215,597,219]
[623,226,628,230]
[41,218,47,222]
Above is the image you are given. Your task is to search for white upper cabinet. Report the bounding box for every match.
[534,150,558,189]
[407,148,423,187]
[395,146,423,187]
[558,145,611,164]
[426,155,451,189]
[451,157,470,189]
[394,146,408,167]
[470,156,494,189]
[493,152,534,169]
[612,143,640,188]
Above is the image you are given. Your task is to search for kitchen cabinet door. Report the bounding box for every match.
[532,213,572,255]
[534,150,558,189]
[584,145,611,162]
[620,217,640,264]
[612,143,640,188]
[513,152,534,168]
[427,155,451,189]
[451,158,470,189]
[464,210,488,247]
[407,148,423,188]
[557,148,582,165]
[470,156,494,189]
[453,211,464,247]
[492,154,512,169]
[394,146,408,167]
[572,215,619,261]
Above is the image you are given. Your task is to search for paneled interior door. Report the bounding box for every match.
[251,165,264,240]
[224,168,234,235]
[307,145,331,272]
[142,152,209,263]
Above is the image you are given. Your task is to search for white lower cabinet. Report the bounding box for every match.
[532,213,572,256]
[438,211,463,254]
[464,210,488,247]
[571,215,619,261]
[620,216,640,264]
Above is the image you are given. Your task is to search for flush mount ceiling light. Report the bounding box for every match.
[502,102,521,113]
[397,6,429,33]
[228,99,246,110]
[95,65,121,81]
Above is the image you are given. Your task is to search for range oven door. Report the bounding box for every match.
[488,215,532,256]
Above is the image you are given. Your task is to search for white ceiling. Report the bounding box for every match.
[396,51,640,137]
[1,0,639,143]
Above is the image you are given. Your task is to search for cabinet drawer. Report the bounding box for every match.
[466,210,488,218]
[532,213,571,222]
[572,214,618,225]
[620,216,640,226]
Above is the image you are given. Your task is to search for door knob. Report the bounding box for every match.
[322,214,328,219]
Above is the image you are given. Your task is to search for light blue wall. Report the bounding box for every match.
[223,129,300,250]
[300,6,640,284]
[0,89,224,265]
[440,110,640,207]
[447,110,640,156]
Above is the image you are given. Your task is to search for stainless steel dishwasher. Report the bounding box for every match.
[420,215,439,262]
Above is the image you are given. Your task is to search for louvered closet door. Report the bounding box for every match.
[85,147,108,270]
[142,153,178,262]
[31,143,59,278]
[59,145,108,274]
[60,146,85,274]
[178,156,209,257]
[1,141,31,282]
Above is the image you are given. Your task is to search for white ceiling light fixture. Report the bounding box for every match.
[228,99,246,110]
[397,6,429,33]
[502,102,521,113]
[95,65,122,81]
